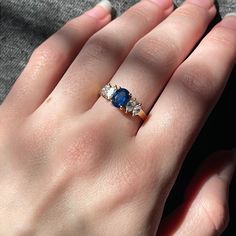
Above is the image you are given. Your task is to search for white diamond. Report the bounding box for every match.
[126,99,137,113]
[101,85,117,99]
[132,104,141,116]
[106,87,117,99]
[101,85,109,96]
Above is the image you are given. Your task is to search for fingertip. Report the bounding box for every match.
[85,0,112,21]
[208,4,217,18]
[97,0,113,13]
[164,4,174,16]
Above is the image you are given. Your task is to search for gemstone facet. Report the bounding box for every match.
[126,98,138,113]
[101,85,117,99]
[112,88,131,108]
[132,104,142,116]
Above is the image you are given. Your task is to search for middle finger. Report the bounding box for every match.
[94,0,216,134]
[42,0,173,115]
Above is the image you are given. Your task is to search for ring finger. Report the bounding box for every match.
[40,0,173,115]
[94,0,216,135]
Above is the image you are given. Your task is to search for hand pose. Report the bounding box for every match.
[0,0,235,235]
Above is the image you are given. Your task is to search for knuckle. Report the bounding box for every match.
[175,4,207,21]
[176,7,195,19]
[64,18,82,31]
[128,7,153,25]
[175,63,215,102]
[31,43,67,66]
[63,16,93,33]
[132,36,179,73]
[83,32,123,61]
[126,0,161,24]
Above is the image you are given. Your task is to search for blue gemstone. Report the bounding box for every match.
[112,88,131,108]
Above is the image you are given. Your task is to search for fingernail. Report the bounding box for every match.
[219,13,236,31]
[149,0,173,10]
[225,12,236,17]
[185,0,214,9]
[85,0,112,20]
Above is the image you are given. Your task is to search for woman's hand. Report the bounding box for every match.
[0,0,235,235]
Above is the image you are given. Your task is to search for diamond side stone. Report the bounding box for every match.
[126,99,137,113]
[132,104,142,116]
[101,85,117,99]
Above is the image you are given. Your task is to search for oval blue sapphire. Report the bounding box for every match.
[112,88,131,108]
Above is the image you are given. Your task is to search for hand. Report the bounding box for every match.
[0,0,235,235]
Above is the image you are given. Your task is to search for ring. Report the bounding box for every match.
[100,84,147,121]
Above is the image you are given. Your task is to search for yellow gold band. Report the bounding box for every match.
[136,109,147,121]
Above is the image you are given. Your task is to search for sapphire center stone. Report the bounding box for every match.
[112,88,131,108]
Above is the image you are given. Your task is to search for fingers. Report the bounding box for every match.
[94,0,216,134]
[157,151,236,236]
[47,0,173,115]
[1,0,112,119]
[138,15,236,165]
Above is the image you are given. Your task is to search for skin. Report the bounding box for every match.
[0,0,235,235]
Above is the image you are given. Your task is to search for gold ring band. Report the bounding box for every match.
[136,109,148,121]
[100,84,147,121]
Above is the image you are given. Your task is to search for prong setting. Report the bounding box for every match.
[100,83,146,120]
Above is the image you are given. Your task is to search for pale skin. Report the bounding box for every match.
[0,0,235,235]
